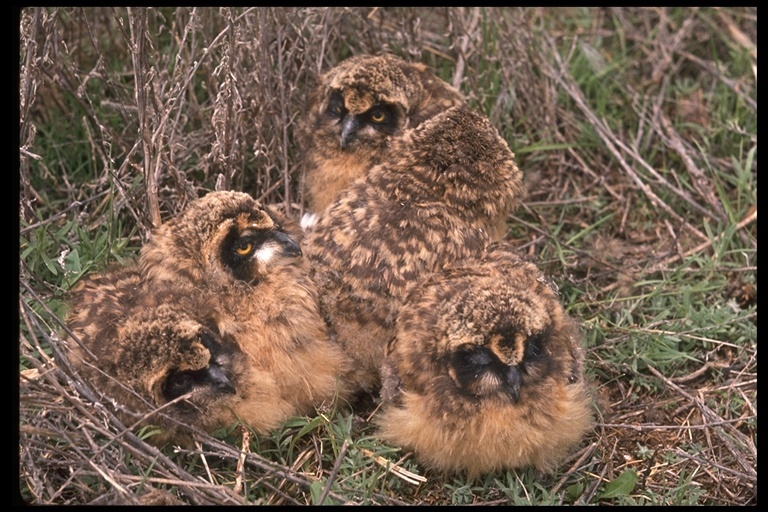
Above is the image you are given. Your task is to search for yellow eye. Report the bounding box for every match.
[370,109,387,123]
[235,241,253,256]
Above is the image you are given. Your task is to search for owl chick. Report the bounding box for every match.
[303,106,524,394]
[65,267,296,445]
[298,53,466,215]
[375,242,593,478]
[138,191,353,419]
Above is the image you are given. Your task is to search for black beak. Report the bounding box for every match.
[207,365,236,395]
[503,366,522,402]
[273,230,302,257]
[340,115,360,149]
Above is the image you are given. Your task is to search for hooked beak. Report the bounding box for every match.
[504,366,522,402]
[340,115,360,149]
[273,230,302,257]
[207,365,236,395]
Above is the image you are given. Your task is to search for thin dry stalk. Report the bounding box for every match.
[540,35,712,245]
[127,8,160,228]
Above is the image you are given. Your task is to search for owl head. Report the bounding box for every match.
[376,243,592,476]
[113,303,240,412]
[392,255,581,406]
[308,53,463,149]
[140,191,302,286]
[66,275,335,446]
[66,299,250,445]
[299,53,466,213]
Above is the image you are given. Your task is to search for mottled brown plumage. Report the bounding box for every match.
[303,106,524,394]
[66,191,352,444]
[376,242,593,477]
[66,267,294,445]
[139,191,352,417]
[298,53,466,214]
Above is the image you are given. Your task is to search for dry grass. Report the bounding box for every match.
[18,7,756,505]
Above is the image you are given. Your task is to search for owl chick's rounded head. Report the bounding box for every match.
[114,303,239,408]
[140,191,302,286]
[399,256,577,404]
[300,53,466,213]
[323,54,426,115]
[377,243,592,476]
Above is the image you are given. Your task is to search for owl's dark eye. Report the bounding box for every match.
[220,229,267,281]
[162,370,197,400]
[234,239,254,256]
[162,365,235,402]
[369,108,388,123]
[326,92,346,118]
[523,331,545,362]
[229,233,266,262]
[451,345,498,386]
[365,104,399,134]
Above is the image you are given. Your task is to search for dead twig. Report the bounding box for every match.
[645,365,756,478]
[657,205,756,268]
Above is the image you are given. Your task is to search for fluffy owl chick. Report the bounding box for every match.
[303,106,524,394]
[138,191,352,420]
[376,242,593,478]
[299,53,466,214]
[65,269,295,445]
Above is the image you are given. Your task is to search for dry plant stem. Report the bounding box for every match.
[198,438,355,505]
[275,21,293,214]
[509,209,636,284]
[128,7,257,219]
[318,438,350,504]
[197,440,215,485]
[541,36,712,244]
[565,144,624,202]
[210,7,240,191]
[616,11,755,111]
[127,8,160,228]
[59,428,134,500]
[22,387,241,503]
[606,109,716,226]
[19,8,50,197]
[270,445,316,505]
[95,473,242,493]
[673,449,756,482]
[550,441,597,495]
[657,205,756,268]
[165,8,199,206]
[714,8,757,59]
[654,82,728,222]
[609,321,756,352]
[359,449,427,485]
[678,49,756,110]
[19,198,95,235]
[578,440,617,504]
[645,365,756,478]
[234,427,251,495]
[597,415,756,431]
[647,8,699,84]
[450,7,480,90]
